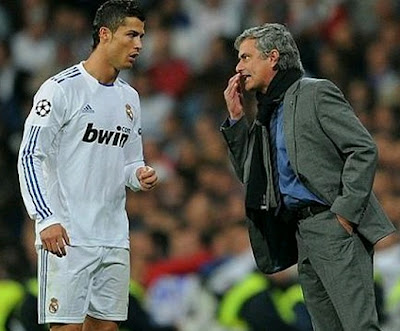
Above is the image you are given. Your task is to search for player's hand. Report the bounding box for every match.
[224,73,244,120]
[136,166,158,191]
[40,223,70,257]
[336,214,354,235]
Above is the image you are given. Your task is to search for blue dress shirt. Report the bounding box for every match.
[274,104,326,209]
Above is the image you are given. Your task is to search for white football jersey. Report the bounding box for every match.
[18,62,145,248]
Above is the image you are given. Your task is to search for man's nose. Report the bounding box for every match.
[235,62,243,73]
[134,38,142,50]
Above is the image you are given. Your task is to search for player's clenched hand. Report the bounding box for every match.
[136,166,158,191]
[40,224,70,257]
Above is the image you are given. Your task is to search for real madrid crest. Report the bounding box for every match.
[125,104,134,121]
[49,297,59,313]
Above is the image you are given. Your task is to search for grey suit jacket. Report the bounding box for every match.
[221,77,396,274]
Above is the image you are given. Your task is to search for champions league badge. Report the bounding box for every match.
[125,104,133,121]
[35,99,51,117]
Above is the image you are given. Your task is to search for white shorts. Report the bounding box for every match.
[37,245,130,324]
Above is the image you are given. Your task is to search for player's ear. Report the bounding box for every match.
[99,27,111,43]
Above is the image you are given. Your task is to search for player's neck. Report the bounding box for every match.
[83,51,119,85]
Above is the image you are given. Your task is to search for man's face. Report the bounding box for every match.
[236,38,278,93]
[105,17,145,70]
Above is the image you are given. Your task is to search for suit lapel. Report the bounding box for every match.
[283,80,302,175]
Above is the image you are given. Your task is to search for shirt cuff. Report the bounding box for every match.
[36,214,60,234]
[128,165,144,191]
[228,118,238,126]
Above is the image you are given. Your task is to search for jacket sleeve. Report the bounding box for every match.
[220,116,250,183]
[18,80,67,233]
[315,79,378,224]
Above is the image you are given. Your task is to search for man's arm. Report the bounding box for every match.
[123,98,157,191]
[220,116,250,183]
[18,80,70,256]
[315,79,378,225]
[221,73,249,182]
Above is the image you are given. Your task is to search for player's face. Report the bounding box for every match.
[106,17,145,70]
[235,39,278,93]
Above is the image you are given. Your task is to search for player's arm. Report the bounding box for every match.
[123,100,158,191]
[17,80,70,257]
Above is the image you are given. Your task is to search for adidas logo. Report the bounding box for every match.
[81,104,94,113]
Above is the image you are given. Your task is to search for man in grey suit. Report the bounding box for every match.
[221,23,396,331]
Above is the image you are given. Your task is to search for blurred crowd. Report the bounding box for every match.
[1,0,400,330]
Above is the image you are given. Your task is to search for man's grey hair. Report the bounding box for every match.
[235,23,304,73]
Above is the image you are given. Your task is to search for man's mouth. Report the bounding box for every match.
[241,74,251,82]
[129,53,139,61]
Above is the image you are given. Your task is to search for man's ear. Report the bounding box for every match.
[268,49,280,65]
[99,27,111,43]
[266,49,279,71]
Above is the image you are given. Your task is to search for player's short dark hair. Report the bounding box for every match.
[92,0,145,49]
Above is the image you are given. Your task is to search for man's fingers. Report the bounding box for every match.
[336,215,353,235]
[40,224,70,257]
[43,238,68,257]
[227,73,240,87]
[143,173,157,184]
[142,179,157,189]
[140,170,155,180]
[138,166,155,180]
[225,74,244,119]
[140,175,158,190]
[48,240,62,257]
[62,228,71,246]
[42,240,49,252]
[57,239,67,256]
[226,81,239,98]
[137,166,158,191]
[225,74,241,95]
